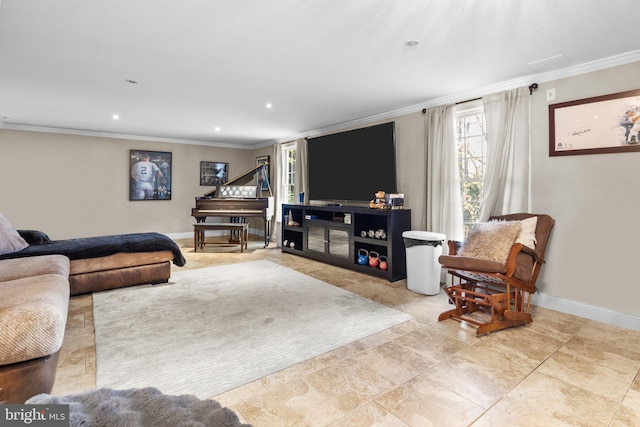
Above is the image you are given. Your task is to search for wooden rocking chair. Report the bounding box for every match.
[438,213,555,335]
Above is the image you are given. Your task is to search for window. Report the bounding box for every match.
[456,104,486,235]
[282,143,296,204]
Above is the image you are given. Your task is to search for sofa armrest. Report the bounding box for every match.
[17,230,52,245]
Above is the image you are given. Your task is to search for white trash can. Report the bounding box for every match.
[402,230,446,295]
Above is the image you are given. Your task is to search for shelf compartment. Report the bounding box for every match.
[354,242,388,266]
[282,229,303,250]
[354,236,389,247]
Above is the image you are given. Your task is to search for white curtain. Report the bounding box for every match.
[271,142,283,245]
[479,86,531,220]
[270,138,306,246]
[294,137,308,201]
[424,104,464,244]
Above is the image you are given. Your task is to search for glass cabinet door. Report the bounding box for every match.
[328,228,349,259]
[306,224,326,254]
[306,225,350,259]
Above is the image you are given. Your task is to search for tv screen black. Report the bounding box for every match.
[308,122,397,202]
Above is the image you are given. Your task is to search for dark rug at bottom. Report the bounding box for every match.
[27,387,251,427]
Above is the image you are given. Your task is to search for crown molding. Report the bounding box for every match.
[4,50,640,149]
[275,49,640,143]
[0,123,258,150]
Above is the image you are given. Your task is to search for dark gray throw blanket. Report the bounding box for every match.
[0,231,186,266]
[27,387,251,427]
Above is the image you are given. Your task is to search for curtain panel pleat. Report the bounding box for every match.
[271,142,283,245]
[479,86,531,220]
[294,137,308,199]
[424,104,464,245]
[271,138,307,246]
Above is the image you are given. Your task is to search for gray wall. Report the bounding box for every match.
[530,61,640,318]
[0,129,254,239]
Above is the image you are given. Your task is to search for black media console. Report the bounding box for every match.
[281,204,411,281]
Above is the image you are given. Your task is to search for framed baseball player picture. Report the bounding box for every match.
[200,161,228,186]
[129,150,172,200]
[549,88,640,156]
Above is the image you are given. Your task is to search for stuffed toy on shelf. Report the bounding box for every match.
[369,190,387,209]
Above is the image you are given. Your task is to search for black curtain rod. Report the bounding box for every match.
[421,83,539,114]
[455,97,482,105]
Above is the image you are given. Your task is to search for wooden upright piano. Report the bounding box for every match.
[191,163,274,247]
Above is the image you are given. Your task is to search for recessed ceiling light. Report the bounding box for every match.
[214,127,221,132]
[112,114,120,120]
[405,40,419,47]
[266,103,272,109]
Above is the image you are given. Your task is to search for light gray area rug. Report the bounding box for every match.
[27,387,251,427]
[93,260,412,399]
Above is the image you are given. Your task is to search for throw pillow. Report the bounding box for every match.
[514,216,537,248]
[459,220,521,264]
[17,229,52,245]
[0,212,29,255]
[488,217,538,248]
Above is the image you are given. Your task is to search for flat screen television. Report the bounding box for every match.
[307,122,397,203]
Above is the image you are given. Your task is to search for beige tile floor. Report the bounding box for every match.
[54,237,640,426]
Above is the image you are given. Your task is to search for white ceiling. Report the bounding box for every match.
[1,0,639,148]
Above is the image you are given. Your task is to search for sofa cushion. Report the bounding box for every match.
[70,262,171,296]
[0,255,70,283]
[69,250,174,275]
[0,212,28,255]
[439,254,508,274]
[0,232,186,267]
[0,274,69,366]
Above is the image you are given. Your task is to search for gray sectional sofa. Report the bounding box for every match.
[0,255,70,404]
[0,212,187,403]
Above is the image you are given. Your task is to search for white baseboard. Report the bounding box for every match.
[167,231,193,240]
[532,292,640,332]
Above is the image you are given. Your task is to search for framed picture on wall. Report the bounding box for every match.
[130,150,172,200]
[200,161,228,186]
[256,155,270,191]
[549,88,640,156]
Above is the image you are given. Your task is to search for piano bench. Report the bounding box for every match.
[193,223,249,253]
